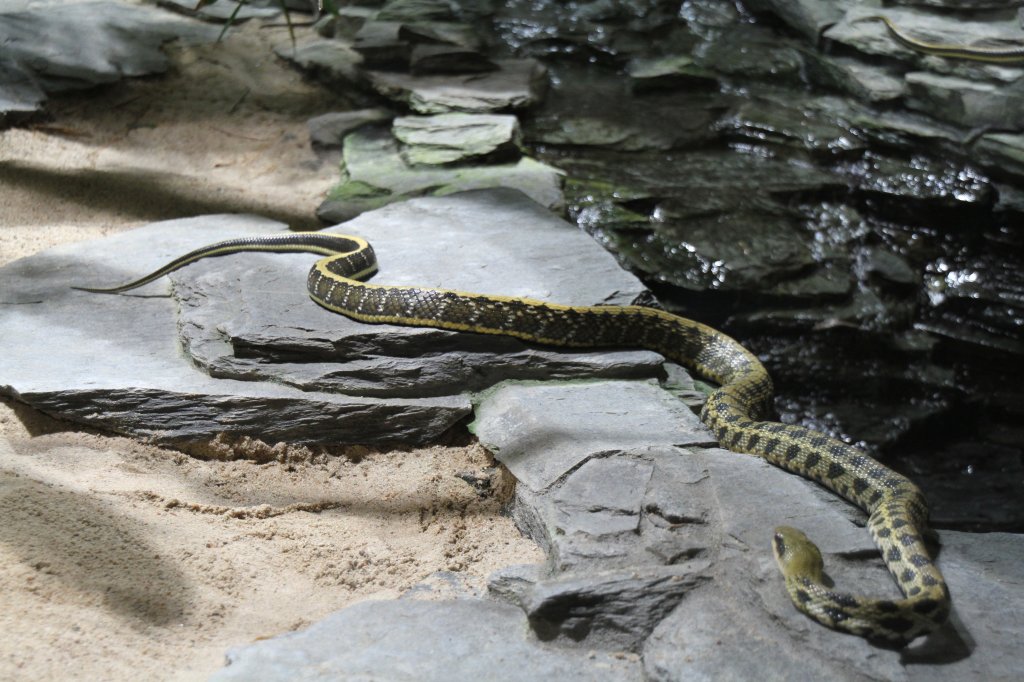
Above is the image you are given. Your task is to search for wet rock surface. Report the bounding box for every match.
[473,0,1024,532]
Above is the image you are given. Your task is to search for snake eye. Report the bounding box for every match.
[773,532,787,557]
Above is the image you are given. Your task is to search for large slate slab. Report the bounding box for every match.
[827,10,1024,71]
[0,0,218,117]
[211,599,643,681]
[158,0,280,22]
[0,190,657,446]
[471,380,714,492]
[307,108,394,148]
[217,376,1024,679]
[0,214,465,445]
[904,71,1024,130]
[482,382,1024,679]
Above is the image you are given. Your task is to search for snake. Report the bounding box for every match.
[855,15,1024,63]
[77,231,951,644]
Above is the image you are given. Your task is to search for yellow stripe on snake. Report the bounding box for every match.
[855,15,1024,63]
[78,232,951,644]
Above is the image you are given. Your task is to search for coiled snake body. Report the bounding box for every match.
[79,232,950,644]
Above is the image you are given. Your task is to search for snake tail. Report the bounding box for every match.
[78,232,951,644]
[72,233,378,294]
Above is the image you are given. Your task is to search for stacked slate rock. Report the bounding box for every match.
[270,0,562,221]
[480,0,1024,531]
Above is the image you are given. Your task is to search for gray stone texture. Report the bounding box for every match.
[350,19,411,69]
[818,9,1024,128]
[742,0,846,41]
[0,214,466,445]
[218,377,1024,680]
[392,112,521,165]
[316,126,563,222]
[974,132,1024,180]
[210,599,644,681]
[905,72,1024,130]
[744,4,1024,136]
[0,1,218,118]
[0,190,652,446]
[307,108,394,148]
[274,37,365,87]
[366,58,547,113]
[0,59,44,124]
[410,43,499,75]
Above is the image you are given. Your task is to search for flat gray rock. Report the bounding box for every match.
[627,54,718,93]
[377,0,458,23]
[827,10,1024,68]
[316,126,563,222]
[397,21,482,50]
[484,382,1022,679]
[743,0,844,41]
[904,71,1024,129]
[176,190,658,398]
[0,214,465,445]
[410,43,498,75]
[393,112,521,165]
[0,190,653,446]
[211,599,643,681]
[366,58,547,113]
[275,37,365,87]
[0,59,44,124]
[349,19,411,69]
[973,132,1024,181]
[813,56,906,103]
[0,1,218,109]
[307,107,394,148]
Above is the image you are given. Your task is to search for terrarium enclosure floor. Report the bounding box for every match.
[0,21,542,680]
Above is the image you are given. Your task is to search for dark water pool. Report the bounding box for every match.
[478,0,1024,530]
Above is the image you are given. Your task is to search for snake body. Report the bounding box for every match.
[79,232,950,644]
[857,15,1024,63]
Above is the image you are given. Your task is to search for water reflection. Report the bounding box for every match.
[483,0,1024,530]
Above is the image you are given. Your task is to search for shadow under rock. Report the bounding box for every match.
[0,470,194,628]
[0,160,328,231]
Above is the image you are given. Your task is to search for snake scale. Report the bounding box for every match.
[79,232,950,644]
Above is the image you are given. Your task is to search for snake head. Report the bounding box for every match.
[772,526,825,582]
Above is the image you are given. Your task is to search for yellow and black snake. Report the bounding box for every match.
[856,15,1024,63]
[78,232,950,644]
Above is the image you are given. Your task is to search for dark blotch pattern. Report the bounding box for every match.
[826,462,845,479]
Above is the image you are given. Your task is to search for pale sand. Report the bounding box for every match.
[0,22,542,680]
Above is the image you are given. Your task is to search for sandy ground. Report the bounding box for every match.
[0,19,543,681]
